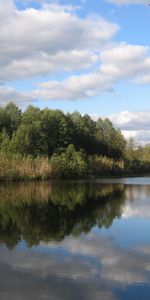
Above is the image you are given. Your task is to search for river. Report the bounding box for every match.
[0,178,150,299]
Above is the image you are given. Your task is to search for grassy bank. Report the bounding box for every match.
[1,149,150,181]
[0,154,52,181]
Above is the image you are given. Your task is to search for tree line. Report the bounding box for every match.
[0,102,126,159]
[0,102,150,179]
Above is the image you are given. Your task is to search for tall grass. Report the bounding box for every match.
[88,155,124,176]
[0,154,52,181]
[1,153,150,182]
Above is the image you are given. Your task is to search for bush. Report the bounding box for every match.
[88,155,113,176]
[124,159,150,175]
[50,144,87,178]
[88,155,124,177]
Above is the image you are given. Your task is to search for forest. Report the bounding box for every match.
[0,102,150,180]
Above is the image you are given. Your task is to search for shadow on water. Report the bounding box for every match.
[0,181,126,248]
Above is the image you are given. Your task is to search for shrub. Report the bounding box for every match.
[88,155,124,176]
[88,155,113,176]
[50,144,87,178]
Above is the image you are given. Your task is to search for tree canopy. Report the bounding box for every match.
[0,102,126,159]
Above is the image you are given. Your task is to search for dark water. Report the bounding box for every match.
[0,178,150,299]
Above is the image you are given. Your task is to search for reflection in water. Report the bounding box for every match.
[0,182,125,247]
[0,180,150,299]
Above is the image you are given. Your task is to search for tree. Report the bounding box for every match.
[50,144,87,178]
[0,102,21,136]
[41,109,71,156]
[69,112,97,154]
[11,122,48,156]
[96,118,126,159]
[0,129,12,154]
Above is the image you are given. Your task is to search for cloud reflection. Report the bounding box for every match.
[1,233,150,300]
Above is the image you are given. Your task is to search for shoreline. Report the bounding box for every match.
[1,172,150,183]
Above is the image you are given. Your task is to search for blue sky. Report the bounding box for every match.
[1,0,150,143]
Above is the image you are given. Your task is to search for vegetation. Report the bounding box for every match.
[0,102,150,180]
[0,181,125,248]
[0,154,51,181]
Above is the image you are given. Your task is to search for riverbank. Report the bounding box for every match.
[1,153,150,182]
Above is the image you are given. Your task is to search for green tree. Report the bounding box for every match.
[50,144,87,178]
[42,109,71,156]
[69,112,97,154]
[11,122,47,156]
[0,102,21,136]
[96,118,126,159]
[0,129,12,154]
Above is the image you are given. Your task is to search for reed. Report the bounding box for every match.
[0,154,52,181]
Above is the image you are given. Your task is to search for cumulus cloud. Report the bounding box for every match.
[0,1,150,106]
[110,110,150,144]
[0,86,35,106]
[90,109,150,144]
[33,70,114,100]
[0,0,118,82]
[110,111,150,130]
[1,51,98,81]
[32,43,150,101]
[106,0,150,5]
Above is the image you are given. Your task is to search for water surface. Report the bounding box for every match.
[0,178,150,299]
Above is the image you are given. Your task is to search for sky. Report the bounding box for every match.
[0,0,150,143]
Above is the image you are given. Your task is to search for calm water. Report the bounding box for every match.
[0,178,150,299]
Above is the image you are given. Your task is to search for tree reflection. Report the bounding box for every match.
[0,181,125,248]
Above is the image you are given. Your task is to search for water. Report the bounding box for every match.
[0,178,150,299]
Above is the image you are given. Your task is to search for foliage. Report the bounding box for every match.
[96,118,126,159]
[0,102,126,160]
[88,155,124,176]
[1,102,150,179]
[50,144,87,178]
[0,102,21,136]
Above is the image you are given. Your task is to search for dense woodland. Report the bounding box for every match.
[0,102,150,180]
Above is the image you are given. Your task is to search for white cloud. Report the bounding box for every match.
[1,51,98,81]
[110,110,150,130]
[0,86,35,107]
[32,43,150,101]
[106,0,150,5]
[0,0,118,82]
[33,70,114,100]
[110,110,150,144]
[0,1,150,106]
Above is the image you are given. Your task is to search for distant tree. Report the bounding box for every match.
[0,102,21,136]
[0,102,127,160]
[22,105,41,124]
[69,112,97,154]
[96,118,126,159]
[11,122,47,156]
[0,129,12,154]
[41,109,71,156]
